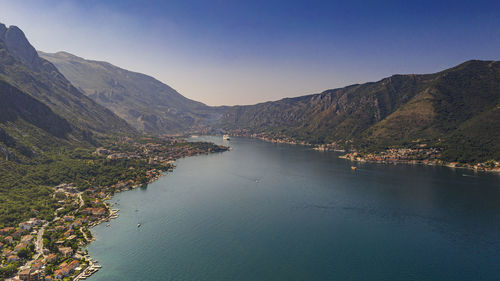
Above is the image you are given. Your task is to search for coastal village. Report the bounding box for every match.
[339,148,500,172]
[0,138,228,281]
[223,130,500,173]
[226,130,311,146]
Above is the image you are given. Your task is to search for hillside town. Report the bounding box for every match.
[0,138,228,280]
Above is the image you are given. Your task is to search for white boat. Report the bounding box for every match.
[223,134,230,141]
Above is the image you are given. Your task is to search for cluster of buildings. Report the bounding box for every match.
[340,147,500,172]
[95,137,228,167]
[341,147,441,163]
[446,160,500,172]
[1,219,43,270]
[2,137,229,280]
[1,222,41,281]
[1,184,103,280]
[228,130,311,146]
[313,142,347,152]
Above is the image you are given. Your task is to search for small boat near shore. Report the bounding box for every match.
[223,134,230,141]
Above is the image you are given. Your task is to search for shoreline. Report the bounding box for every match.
[5,138,229,281]
[225,134,500,175]
[75,166,178,280]
[338,154,500,174]
[74,141,231,280]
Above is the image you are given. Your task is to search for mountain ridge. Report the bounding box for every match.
[39,51,222,134]
[217,59,500,162]
[33,29,500,163]
[0,23,136,160]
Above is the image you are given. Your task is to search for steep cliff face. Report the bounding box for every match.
[0,25,40,68]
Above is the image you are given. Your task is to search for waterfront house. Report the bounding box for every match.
[92,208,106,216]
[68,260,79,270]
[81,207,93,215]
[54,267,70,279]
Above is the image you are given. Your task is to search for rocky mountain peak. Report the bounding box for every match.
[0,23,40,68]
[0,23,7,36]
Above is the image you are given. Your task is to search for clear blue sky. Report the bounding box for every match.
[2,0,500,105]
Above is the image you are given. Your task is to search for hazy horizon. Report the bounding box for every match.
[2,0,500,106]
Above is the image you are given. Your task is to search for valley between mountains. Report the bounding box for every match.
[0,22,499,280]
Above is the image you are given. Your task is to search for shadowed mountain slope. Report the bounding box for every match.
[0,23,135,160]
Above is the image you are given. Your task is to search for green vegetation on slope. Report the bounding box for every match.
[0,147,160,227]
[218,60,500,163]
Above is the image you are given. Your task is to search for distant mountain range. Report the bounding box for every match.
[217,60,500,162]
[0,23,135,160]
[39,51,223,135]
[1,23,499,163]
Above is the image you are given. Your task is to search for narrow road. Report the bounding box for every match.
[78,192,84,208]
[15,191,82,278]
[19,221,48,273]
[33,222,48,259]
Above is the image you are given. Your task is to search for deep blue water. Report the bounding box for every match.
[87,136,500,281]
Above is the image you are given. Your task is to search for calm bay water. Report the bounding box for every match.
[87,136,500,281]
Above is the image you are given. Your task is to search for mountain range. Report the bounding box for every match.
[217,60,500,162]
[39,51,222,135]
[0,23,135,161]
[0,23,499,163]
